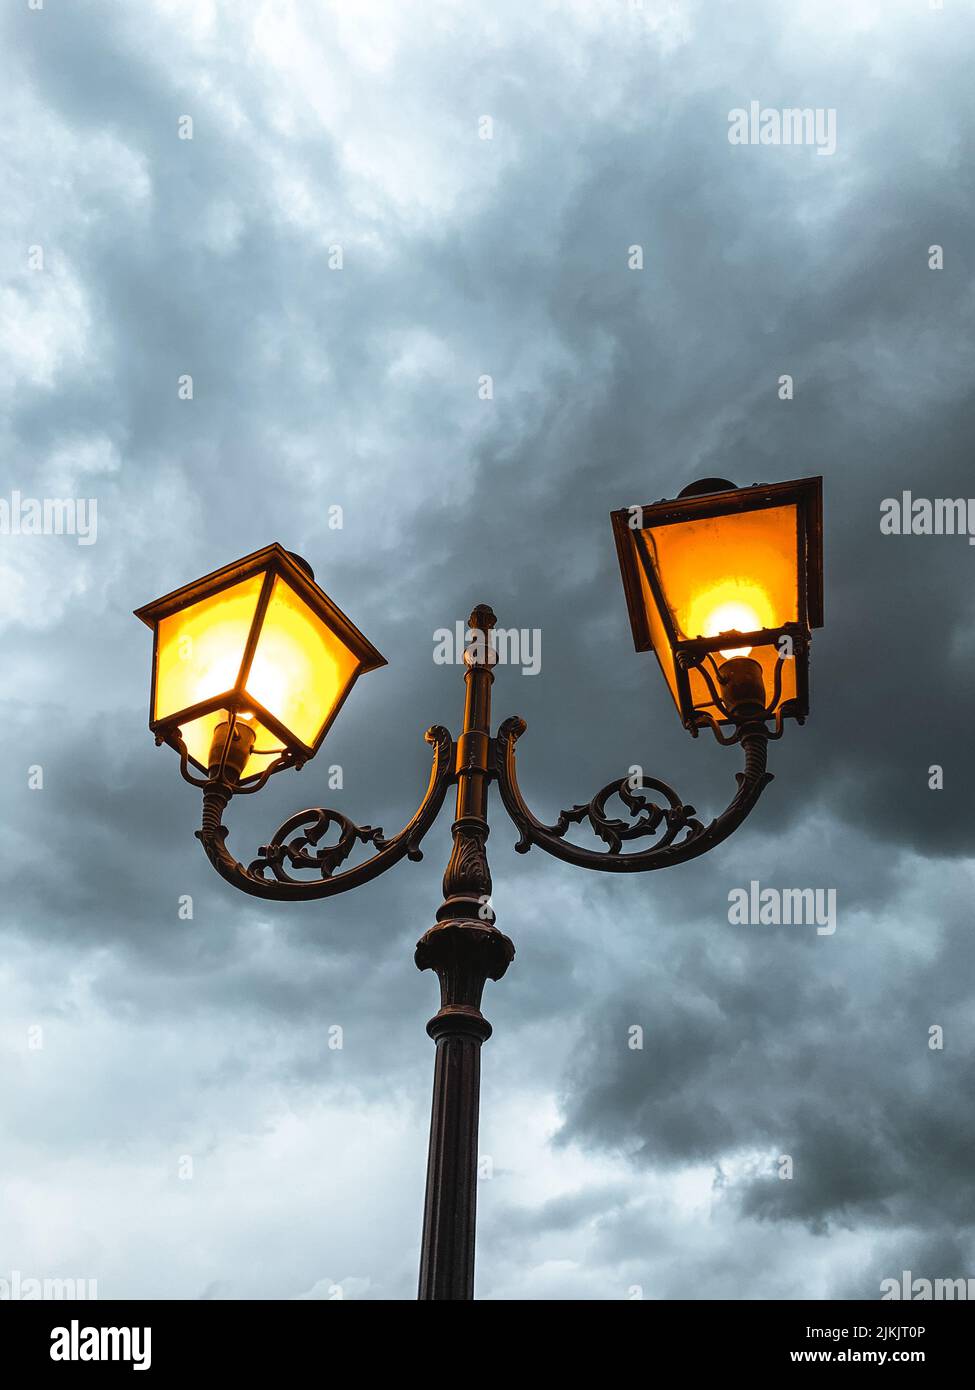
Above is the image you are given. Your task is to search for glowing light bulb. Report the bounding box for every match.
[703,600,763,659]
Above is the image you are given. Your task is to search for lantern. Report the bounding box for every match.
[611,477,823,731]
[134,544,385,780]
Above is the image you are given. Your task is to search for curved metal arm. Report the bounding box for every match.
[493,716,773,872]
[195,726,455,900]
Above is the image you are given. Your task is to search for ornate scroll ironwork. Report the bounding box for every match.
[194,725,455,900]
[249,809,389,882]
[493,715,773,872]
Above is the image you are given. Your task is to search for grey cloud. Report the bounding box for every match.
[1,0,973,1299]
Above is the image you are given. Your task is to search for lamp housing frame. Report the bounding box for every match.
[610,476,824,732]
[133,542,386,778]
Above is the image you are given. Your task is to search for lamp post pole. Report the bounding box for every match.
[415,604,514,1301]
[142,478,821,1302]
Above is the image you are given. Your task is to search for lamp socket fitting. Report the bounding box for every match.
[208,718,258,780]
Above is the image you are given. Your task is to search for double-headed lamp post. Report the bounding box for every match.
[135,475,823,1300]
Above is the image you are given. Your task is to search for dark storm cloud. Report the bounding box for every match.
[558,892,975,1202]
[1,0,973,1298]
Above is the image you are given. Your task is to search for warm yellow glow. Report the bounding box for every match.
[637,556,677,699]
[138,544,385,780]
[638,502,800,717]
[153,570,361,772]
[154,574,263,722]
[690,585,775,658]
[177,709,286,780]
[243,576,360,748]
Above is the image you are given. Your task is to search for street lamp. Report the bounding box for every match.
[135,476,824,1300]
[135,543,385,784]
[611,475,822,736]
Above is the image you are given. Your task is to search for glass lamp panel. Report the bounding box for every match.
[154,573,264,723]
[637,556,680,709]
[178,709,285,781]
[244,576,360,749]
[641,503,799,646]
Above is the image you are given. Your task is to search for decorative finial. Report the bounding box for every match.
[468,604,497,631]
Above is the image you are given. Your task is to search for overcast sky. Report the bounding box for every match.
[1,0,973,1301]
